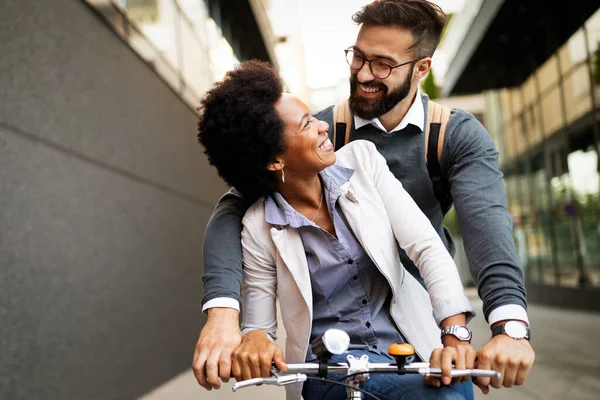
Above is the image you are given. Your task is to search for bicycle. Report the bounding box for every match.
[232,329,501,400]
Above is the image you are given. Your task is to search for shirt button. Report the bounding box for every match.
[353,275,358,280]
[365,321,371,328]
[348,259,354,264]
[361,299,368,305]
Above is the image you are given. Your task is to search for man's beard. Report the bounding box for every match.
[349,69,413,120]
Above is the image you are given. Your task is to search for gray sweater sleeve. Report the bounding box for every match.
[443,112,527,321]
[201,188,251,307]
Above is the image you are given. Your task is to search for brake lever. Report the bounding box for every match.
[232,374,307,392]
[403,362,501,379]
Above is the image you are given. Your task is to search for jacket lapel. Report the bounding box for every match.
[338,181,403,288]
[269,227,313,315]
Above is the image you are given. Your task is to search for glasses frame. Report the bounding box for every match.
[344,48,421,79]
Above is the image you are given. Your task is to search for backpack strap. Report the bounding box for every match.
[425,100,452,211]
[333,98,352,151]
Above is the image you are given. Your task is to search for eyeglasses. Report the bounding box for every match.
[344,48,420,79]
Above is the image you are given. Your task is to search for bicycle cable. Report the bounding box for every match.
[318,370,398,400]
[307,376,383,400]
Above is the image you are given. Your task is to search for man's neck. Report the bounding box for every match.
[378,89,419,132]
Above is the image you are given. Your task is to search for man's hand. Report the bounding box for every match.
[231,330,287,382]
[192,308,242,390]
[426,336,476,387]
[474,322,535,394]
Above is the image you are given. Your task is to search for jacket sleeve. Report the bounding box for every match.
[240,216,278,341]
[359,141,474,325]
[444,115,527,321]
[201,188,250,307]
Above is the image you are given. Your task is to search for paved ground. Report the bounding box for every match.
[139,293,600,399]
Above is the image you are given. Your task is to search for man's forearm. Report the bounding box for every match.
[202,188,252,307]
[447,117,527,321]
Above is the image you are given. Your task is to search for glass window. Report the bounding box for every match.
[566,149,600,287]
[180,15,211,98]
[127,0,180,77]
[540,86,563,136]
[563,64,592,125]
[537,56,559,94]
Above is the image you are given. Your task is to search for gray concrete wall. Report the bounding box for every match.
[0,0,227,399]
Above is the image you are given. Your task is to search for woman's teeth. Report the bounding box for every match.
[319,138,332,150]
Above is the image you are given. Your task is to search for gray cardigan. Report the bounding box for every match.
[201,94,527,321]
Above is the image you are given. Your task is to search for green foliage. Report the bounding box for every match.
[443,206,461,236]
[441,13,453,41]
[422,70,439,99]
[594,41,600,85]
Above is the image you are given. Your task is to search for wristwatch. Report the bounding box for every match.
[440,325,472,343]
[492,321,531,341]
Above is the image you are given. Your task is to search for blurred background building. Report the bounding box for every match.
[1,1,599,399]
[439,0,600,310]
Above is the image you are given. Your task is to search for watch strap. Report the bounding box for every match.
[492,322,531,340]
[440,325,472,342]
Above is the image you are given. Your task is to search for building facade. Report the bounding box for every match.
[443,1,600,310]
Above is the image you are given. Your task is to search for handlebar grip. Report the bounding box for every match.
[232,378,268,392]
[423,368,501,379]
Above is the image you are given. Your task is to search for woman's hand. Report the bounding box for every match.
[425,336,476,387]
[231,330,287,382]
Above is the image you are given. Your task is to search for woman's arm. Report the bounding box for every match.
[233,216,286,381]
[240,216,279,340]
[359,141,473,325]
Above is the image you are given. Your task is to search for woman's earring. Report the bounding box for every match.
[281,166,285,183]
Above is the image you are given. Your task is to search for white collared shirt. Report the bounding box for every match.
[354,88,425,133]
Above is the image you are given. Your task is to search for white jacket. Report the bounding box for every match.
[241,140,473,400]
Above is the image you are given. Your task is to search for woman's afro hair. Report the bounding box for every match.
[197,60,285,200]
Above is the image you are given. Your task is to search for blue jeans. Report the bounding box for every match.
[301,350,474,400]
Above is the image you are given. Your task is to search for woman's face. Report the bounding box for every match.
[274,94,335,176]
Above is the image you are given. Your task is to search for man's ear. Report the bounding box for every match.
[414,57,432,81]
[266,160,283,172]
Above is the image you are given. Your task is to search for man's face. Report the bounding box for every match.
[349,25,417,120]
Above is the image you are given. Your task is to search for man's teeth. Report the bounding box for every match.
[319,138,332,150]
[360,85,381,93]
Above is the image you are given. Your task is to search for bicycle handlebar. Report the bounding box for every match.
[232,361,501,392]
[281,361,500,378]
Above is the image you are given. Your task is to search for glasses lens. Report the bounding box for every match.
[346,51,363,70]
[371,59,392,79]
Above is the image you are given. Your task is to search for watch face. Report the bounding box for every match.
[504,321,527,339]
[455,326,470,339]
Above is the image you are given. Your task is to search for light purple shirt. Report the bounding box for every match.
[265,165,405,360]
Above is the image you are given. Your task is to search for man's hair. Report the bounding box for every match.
[353,0,447,58]
[197,60,285,200]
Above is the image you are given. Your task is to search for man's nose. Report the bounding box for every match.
[357,61,375,82]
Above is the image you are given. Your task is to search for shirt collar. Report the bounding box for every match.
[264,165,354,227]
[354,88,424,133]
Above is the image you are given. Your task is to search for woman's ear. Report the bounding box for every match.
[266,160,283,172]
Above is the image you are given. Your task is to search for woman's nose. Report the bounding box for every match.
[319,120,329,132]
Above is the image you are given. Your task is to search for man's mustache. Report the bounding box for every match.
[350,76,387,92]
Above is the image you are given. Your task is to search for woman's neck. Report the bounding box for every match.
[276,174,322,208]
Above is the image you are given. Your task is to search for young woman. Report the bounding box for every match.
[197,60,474,400]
